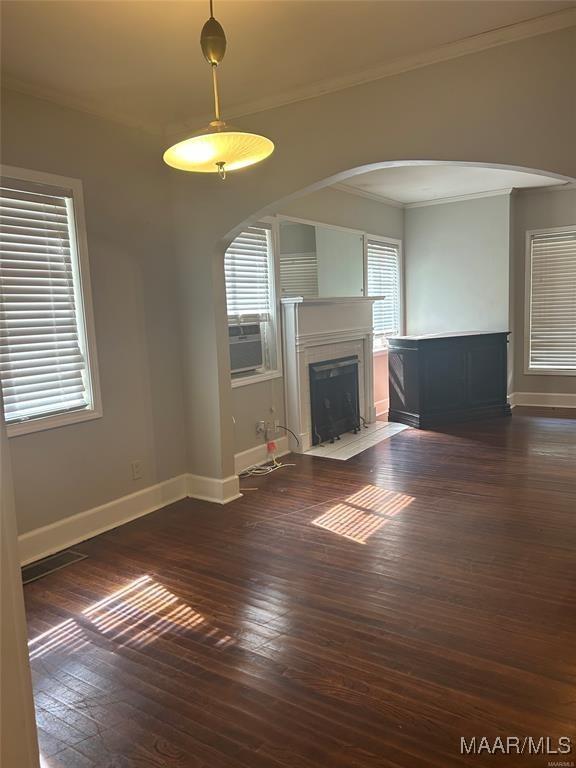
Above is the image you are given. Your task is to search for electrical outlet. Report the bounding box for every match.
[256,420,266,435]
[131,460,143,480]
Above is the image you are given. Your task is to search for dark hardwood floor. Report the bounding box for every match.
[26,409,576,768]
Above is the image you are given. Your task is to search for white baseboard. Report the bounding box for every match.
[509,392,576,408]
[234,436,290,474]
[186,473,242,504]
[375,397,390,418]
[18,469,247,565]
[18,474,189,566]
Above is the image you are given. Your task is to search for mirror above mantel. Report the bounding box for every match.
[278,219,365,299]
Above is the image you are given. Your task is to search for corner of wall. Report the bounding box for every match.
[18,470,245,566]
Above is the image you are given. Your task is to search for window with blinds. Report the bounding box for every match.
[225,224,278,377]
[366,239,401,343]
[279,250,318,298]
[527,228,576,374]
[225,226,272,319]
[0,177,96,428]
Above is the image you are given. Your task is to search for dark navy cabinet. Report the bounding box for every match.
[388,331,511,429]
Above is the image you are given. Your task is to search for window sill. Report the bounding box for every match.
[524,368,576,377]
[6,407,103,438]
[231,370,282,389]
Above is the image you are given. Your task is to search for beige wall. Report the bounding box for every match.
[405,194,511,335]
[230,186,403,455]
[232,377,286,454]
[171,27,576,481]
[511,187,576,396]
[2,26,575,525]
[1,90,187,534]
[373,352,389,416]
[279,186,404,239]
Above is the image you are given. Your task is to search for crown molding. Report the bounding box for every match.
[332,181,573,209]
[165,7,576,138]
[1,75,164,137]
[405,188,515,208]
[3,7,575,139]
[515,181,576,194]
[332,183,404,208]
[330,185,519,209]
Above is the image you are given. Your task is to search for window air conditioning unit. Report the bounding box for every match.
[229,323,263,373]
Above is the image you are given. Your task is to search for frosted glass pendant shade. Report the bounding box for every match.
[163,121,274,174]
[163,1,274,177]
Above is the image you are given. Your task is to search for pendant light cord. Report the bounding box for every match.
[208,0,225,177]
[208,0,221,122]
[211,63,221,121]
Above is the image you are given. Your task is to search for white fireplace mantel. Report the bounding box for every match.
[281,296,380,453]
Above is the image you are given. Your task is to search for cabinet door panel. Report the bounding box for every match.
[423,347,466,411]
[467,343,506,405]
[389,349,420,413]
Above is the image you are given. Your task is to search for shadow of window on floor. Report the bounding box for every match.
[312,485,414,544]
[28,574,234,660]
[28,617,90,660]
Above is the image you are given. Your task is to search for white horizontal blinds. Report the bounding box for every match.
[225,225,271,319]
[367,239,400,336]
[0,181,91,423]
[528,230,576,371]
[279,251,318,298]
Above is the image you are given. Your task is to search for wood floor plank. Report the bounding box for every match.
[25,409,576,767]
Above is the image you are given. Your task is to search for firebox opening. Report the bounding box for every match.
[309,356,361,446]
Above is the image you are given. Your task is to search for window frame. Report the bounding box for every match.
[524,224,576,377]
[1,165,103,436]
[227,217,283,388]
[363,234,404,353]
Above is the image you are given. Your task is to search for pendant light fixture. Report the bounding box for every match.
[163,0,274,179]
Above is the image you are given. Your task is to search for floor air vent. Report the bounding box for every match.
[22,550,87,585]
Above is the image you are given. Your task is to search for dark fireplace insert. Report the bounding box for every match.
[309,356,361,445]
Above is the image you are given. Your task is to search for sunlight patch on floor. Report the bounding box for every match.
[28,574,234,660]
[312,484,414,544]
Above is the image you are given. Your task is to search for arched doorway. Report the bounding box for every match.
[216,160,574,483]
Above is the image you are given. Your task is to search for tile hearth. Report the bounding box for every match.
[305,421,408,460]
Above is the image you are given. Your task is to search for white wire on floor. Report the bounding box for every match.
[240,457,296,477]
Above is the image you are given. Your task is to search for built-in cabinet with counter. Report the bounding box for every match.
[388,331,511,428]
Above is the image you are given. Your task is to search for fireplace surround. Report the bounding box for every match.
[281,297,380,453]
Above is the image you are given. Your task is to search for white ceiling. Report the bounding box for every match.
[336,165,568,205]
[1,1,575,135]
